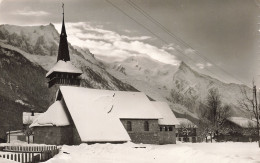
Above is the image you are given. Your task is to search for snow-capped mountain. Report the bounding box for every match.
[0,24,137,91]
[104,57,251,118]
[104,55,179,101]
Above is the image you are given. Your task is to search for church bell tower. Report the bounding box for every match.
[46,4,82,88]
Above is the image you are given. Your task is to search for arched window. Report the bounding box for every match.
[126,121,132,131]
[144,121,149,131]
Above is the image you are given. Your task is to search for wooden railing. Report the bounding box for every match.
[0,145,60,163]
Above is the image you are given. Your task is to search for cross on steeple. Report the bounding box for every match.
[62,3,64,15]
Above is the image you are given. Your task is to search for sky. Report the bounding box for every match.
[0,0,259,87]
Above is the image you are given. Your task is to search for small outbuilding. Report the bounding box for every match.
[219,117,258,142]
[176,118,197,143]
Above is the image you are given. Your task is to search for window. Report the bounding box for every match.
[126,121,132,131]
[160,127,162,132]
[169,126,173,131]
[165,127,168,132]
[144,121,149,131]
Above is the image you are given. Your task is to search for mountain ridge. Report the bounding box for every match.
[104,54,251,119]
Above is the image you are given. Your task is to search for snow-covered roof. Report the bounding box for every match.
[227,117,257,128]
[176,118,197,128]
[59,86,162,120]
[151,101,179,125]
[23,112,42,124]
[59,86,131,142]
[46,60,82,77]
[30,101,70,128]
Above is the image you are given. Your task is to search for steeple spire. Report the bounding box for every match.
[57,3,70,62]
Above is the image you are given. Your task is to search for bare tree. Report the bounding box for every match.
[237,85,260,147]
[23,118,33,144]
[198,88,231,142]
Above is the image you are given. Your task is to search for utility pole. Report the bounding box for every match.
[253,82,260,148]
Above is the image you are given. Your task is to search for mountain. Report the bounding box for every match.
[171,62,250,116]
[0,24,137,139]
[104,56,251,119]
[0,24,137,91]
[104,55,179,101]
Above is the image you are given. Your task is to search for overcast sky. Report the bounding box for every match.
[0,0,259,86]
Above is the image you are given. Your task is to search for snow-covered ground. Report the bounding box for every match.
[45,142,260,163]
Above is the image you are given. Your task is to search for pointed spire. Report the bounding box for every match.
[57,3,70,62]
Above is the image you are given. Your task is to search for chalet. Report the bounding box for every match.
[29,6,179,145]
[176,118,197,143]
[218,117,258,142]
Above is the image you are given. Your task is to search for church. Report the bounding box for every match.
[30,6,179,145]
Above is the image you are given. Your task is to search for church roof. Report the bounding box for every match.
[46,60,82,77]
[151,101,179,125]
[30,101,70,128]
[59,86,133,142]
[59,86,162,119]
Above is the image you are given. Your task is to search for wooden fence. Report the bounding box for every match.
[0,145,60,163]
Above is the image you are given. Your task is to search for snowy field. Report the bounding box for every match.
[43,142,260,163]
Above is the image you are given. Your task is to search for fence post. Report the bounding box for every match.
[17,153,21,162]
[25,153,27,163]
[21,153,24,163]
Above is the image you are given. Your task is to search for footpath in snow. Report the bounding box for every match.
[45,142,260,163]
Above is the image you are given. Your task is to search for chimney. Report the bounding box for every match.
[31,109,35,116]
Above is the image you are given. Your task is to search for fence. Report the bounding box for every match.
[4,145,57,152]
[0,145,60,163]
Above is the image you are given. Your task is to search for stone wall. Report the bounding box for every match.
[120,119,159,144]
[33,126,73,145]
[158,125,176,144]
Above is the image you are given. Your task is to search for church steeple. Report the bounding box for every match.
[46,3,82,88]
[57,3,70,62]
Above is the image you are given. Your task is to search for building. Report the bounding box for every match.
[23,112,42,128]
[218,117,258,142]
[29,6,179,145]
[5,112,42,143]
[176,118,197,142]
[30,87,179,145]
